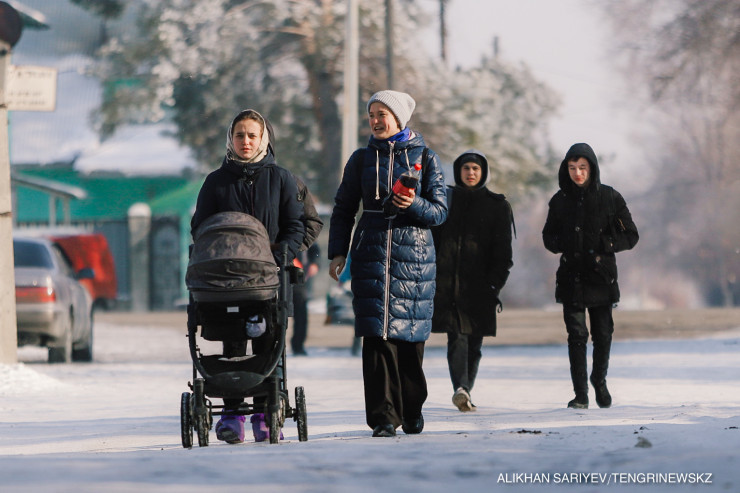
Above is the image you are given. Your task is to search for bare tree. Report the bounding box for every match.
[439,0,448,63]
[601,0,740,305]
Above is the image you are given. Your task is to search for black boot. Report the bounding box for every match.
[372,424,396,437]
[590,375,611,408]
[568,394,589,409]
[591,339,612,408]
[567,341,589,409]
[401,414,424,434]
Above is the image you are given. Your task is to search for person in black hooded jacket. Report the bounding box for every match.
[190,109,304,444]
[431,150,513,412]
[542,143,638,409]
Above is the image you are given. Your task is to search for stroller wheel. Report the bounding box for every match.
[267,405,281,444]
[196,414,210,447]
[193,379,210,447]
[180,392,193,449]
[267,388,283,444]
[295,386,308,442]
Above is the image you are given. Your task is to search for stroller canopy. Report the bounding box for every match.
[187,212,279,300]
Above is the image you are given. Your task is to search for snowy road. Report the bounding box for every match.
[2,321,739,492]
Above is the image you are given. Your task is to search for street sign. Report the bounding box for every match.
[6,64,56,111]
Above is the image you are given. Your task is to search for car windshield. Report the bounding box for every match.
[13,241,54,268]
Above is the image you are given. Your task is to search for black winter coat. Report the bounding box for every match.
[191,151,305,263]
[432,150,513,337]
[293,174,323,252]
[328,132,448,342]
[542,143,638,308]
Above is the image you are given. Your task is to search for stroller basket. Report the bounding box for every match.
[197,356,268,398]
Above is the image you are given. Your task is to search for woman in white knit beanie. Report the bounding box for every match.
[327,90,448,437]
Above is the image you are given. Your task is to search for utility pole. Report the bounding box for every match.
[0,1,52,363]
[341,0,359,172]
[440,0,448,64]
[0,2,21,364]
[385,0,395,89]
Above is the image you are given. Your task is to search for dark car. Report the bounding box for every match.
[14,236,95,363]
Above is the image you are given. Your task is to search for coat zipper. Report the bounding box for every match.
[382,142,395,340]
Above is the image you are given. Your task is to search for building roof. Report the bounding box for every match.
[13,165,194,223]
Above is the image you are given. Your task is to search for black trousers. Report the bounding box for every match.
[291,285,308,352]
[446,331,484,393]
[563,304,614,393]
[362,337,427,429]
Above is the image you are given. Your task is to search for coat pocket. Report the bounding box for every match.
[586,253,617,285]
[351,229,365,253]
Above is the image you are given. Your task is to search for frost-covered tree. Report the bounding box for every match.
[601,0,740,306]
[90,0,559,202]
[411,56,560,202]
[93,0,422,198]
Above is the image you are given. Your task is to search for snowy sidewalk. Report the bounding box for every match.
[1,322,739,492]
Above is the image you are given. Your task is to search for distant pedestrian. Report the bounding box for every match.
[328,90,448,437]
[291,242,320,355]
[291,177,323,356]
[542,143,638,409]
[432,150,514,412]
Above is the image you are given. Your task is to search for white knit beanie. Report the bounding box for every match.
[367,90,416,130]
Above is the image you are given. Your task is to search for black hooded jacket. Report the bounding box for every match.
[542,143,638,307]
[431,150,514,336]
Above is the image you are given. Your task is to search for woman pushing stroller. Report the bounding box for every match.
[191,109,304,443]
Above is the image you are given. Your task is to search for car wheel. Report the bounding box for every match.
[48,311,73,363]
[72,311,94,362]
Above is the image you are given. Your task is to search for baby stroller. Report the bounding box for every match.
[180,211,308,447]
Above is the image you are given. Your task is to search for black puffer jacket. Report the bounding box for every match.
[191,150,304,263]
[432,150,513,336]
[542,143,638,307]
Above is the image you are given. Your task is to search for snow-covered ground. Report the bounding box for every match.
[2,321,739,493]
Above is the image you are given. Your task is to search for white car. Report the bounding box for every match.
[14,236,95,363]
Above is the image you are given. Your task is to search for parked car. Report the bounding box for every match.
[14,236,95,363]
[48,232,118,311]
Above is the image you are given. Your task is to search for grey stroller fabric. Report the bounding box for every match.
[187,212,279,301]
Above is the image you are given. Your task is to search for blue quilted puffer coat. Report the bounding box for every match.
[328,132,448,342]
